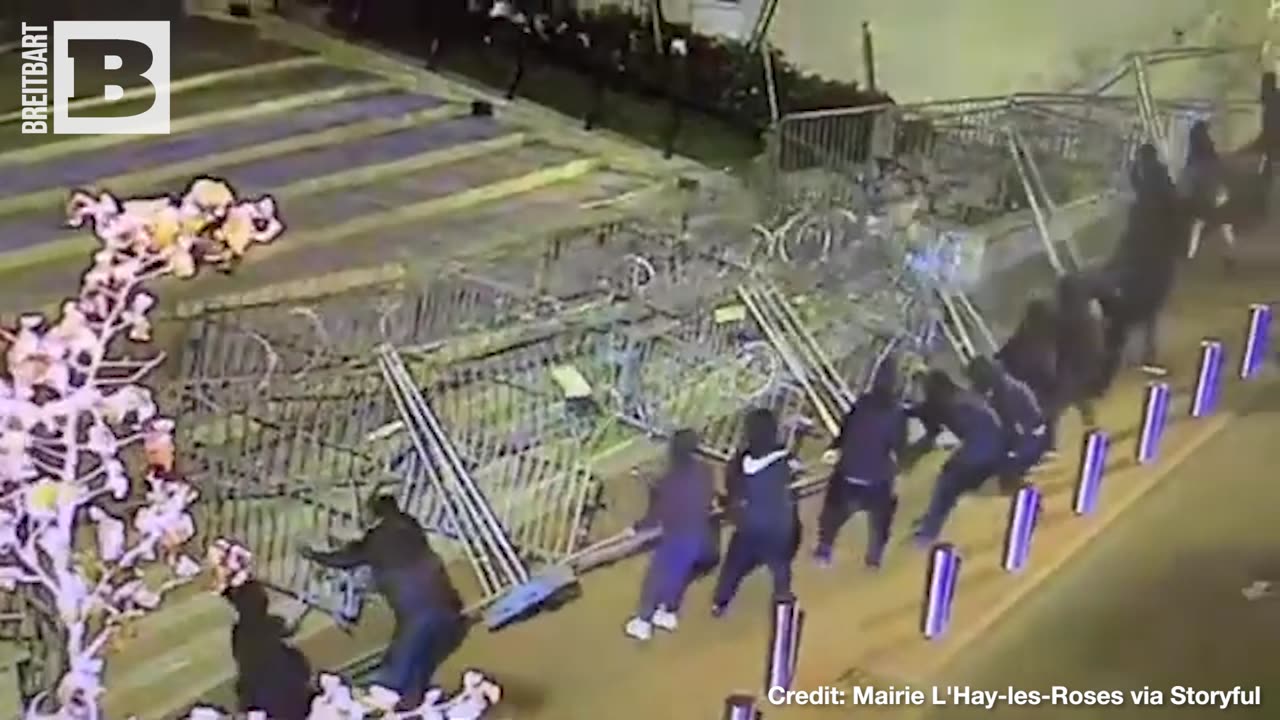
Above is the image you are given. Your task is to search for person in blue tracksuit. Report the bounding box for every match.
[813,357,908,569]
[907,370,1006,545]
[967,356,1049,495]
[711,408,797,616]
[624,429,716,641]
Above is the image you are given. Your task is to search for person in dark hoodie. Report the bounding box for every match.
[225,580,314,720]
[907,369,1005,545]
[623,428,716,641]
[967,356,1049,494]
[813,357,908,569]
[1181,120,1236,265]
[996,298,1058,446]
[301,494,465,705]
[1105,143,1185,371]
[711,408,797,616]
[1052,274,1106,435]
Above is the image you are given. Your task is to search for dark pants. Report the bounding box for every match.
[712,527,794,608]
[637,532,707,618]
[376,609,466,702]
[815,477,897,565]
[915,445,1001,540]
[1000,431,1050,490]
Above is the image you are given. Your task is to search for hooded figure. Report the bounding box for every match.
[814,356,908,568]
[226,580,314,720]
[711,408,797,616]
[996,298,1058,414]
[1107,143,1186,369]
[1181,120,1237,263]
[967,356,1049,494]
[624,429,716,641]
[302,495,465,705]
[1051,274,1107,436]
[907,370,1005,544]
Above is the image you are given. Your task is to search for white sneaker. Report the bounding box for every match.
[624,617,653,640]
[651,608,679,631]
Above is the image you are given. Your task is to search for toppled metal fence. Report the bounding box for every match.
[146,44,1262,638]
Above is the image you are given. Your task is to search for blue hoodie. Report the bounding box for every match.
[831,397,909,487]
[725,449,796,537]
[636,460,715,538]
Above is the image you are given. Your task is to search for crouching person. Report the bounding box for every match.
[813,357,908,569]
[909,370,1006,545]
[712,408,798,616]
[302,495,466,707]
[624,429,716,641]
[967,356,1050,494]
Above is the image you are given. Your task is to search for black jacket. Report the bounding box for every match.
[830,396,908,487]
[724,449,796,537]
[309,511,463,620]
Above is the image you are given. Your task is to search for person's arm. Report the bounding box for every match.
[302,533,371,569]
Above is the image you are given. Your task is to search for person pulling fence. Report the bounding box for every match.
[712,408,799,617]
[813,357,908,570]
[966,356,1049,495]
[624,429,718,641]
[907,370,1006,545]
[1180,120,1237,267]
[302,494,466,707]
[996,298,1059,452]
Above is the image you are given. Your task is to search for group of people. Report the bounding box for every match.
[621,91,1280,639]
[223,495,468,718]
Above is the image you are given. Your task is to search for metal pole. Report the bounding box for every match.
[861,22,878,92]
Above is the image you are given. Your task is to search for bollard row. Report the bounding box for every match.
[913,302,1272,643]
[725,304,1271,715]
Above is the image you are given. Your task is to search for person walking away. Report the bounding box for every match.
[996,299,1059,452]
[907,370,1006,545]
[225,579,314,720]
[624,429,717,641]
[813,357,908,569]
[1181,120,1236,266]
[967,357,1049,495]
[301,495,466,706]
[711,408,797,616]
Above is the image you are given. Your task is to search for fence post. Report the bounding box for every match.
[1135,381,1170,465]
[723,694,758,720]
[1240,304,1272,380]
[1190,339,1224,417]
[1072,430,1109,516]
[765,599,804,693]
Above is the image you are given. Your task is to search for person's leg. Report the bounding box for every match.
[814,477,853,563]
[403,611,465,706]
[859,486,897,568]
[711,530,761,613]
[652,535,706,630]
[913,457,970,542]
[1187,217,1205,259]
[764,534,795,602]
[374,619,418,697]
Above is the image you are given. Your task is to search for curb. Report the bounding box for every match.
[0,55,326,127]
[0,132,529,275]
[890,411,1233,720]
[0,103,466,217]
[0,81,393,167]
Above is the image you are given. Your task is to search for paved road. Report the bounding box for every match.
[924,380,1280,719]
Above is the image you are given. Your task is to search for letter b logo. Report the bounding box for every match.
[52,21,170,135]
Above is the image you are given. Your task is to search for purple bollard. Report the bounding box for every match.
[1240,303,1272,380]
[1072,430,1109,516]
[765,600,804,693]
[920,543,961,640]
[1002,485,1041,573]
[723,694,757,720]
[1190,339,1225,418]
[1136,381,1170,465]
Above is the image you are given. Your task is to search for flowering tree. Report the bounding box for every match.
[0,178,500,719]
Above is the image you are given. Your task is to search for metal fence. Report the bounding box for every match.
[134,43,1263,640]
